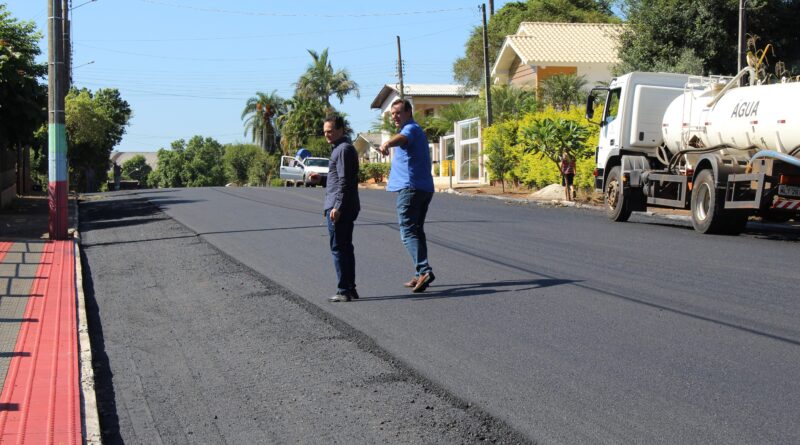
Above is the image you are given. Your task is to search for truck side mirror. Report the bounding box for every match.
[585,93,603,126]
[585,93,596,119]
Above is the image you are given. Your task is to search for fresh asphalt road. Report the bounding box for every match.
[136,186,800,444]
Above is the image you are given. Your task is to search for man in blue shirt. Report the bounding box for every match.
[379,99,436,293]
[324,116,360,302]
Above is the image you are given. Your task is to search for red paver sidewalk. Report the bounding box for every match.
[0,240,81,444]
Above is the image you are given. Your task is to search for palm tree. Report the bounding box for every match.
[490,85,538,122]
[295,48,359,113]
[241,90,286,153]
[539,74,588,111]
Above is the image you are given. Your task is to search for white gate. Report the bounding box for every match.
[454,118,482,183]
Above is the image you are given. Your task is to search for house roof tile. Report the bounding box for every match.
[507,22,625,64]
[370,84,478,109]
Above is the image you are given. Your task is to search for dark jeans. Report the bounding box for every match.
[326,209,357,294]
[396,189,434,276]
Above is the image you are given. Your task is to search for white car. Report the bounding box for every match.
[279,156,329,187]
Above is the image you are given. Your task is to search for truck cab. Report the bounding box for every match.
[587,72,691,192]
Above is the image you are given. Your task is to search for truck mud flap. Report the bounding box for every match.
[645,173,688,208]
[725,172,765,209]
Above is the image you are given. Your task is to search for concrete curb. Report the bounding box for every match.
[72,197,102,445]
[442,187,601,210]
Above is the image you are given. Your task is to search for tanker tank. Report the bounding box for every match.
[661,80,800,156]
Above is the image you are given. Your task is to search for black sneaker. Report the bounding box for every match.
[412,272,435,293]
[348,289,360,300]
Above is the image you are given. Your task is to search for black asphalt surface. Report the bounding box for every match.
[82,187,800,444]
[79,193,528,444]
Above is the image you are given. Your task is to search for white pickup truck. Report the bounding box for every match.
[279,155,329,187]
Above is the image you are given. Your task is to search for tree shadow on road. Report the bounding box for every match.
[357,278,581,302]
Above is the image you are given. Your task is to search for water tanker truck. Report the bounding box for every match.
[586,68,800,234]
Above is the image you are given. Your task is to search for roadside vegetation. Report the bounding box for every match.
[5,1,800,196]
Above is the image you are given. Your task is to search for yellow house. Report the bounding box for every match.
[491,22,625,90]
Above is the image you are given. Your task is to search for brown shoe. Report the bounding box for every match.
[412,272,435,293]
[404,277,418,288]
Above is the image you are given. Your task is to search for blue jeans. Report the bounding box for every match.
[326,209,357,294]
[396,189,433,276]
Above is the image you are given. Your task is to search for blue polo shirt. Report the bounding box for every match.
[386,119,435,192]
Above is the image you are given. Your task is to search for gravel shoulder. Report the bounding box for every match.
[79,193,530,444]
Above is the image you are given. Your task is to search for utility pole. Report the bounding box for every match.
[396,35,404,100]
[63,0,71,91]
[48,0,69,239]
[481,4,493,126]
[737,0,747,75]
[489,0,494,16]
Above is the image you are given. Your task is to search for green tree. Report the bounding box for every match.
[483,119,520,192]
[150,136,225,188]
[223,143,262,185]
[65,88,131,192]
[295,48,359,112]
[277,98,327,153]
[0,5,47,154]
[151,143,186,188]
[617,0,800,76]
[241,90,285,154]
[490,85,539,123]
[181,136,226,187]
[519,117,590,173]
[453,0,618,88]
[540,74,588,110]
[121,154,152,188]
[247,150,278,186]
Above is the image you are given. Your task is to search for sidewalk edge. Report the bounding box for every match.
[73,197,102,445]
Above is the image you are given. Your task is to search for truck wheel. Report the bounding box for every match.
[690,169,747,234]
[605,166,632,222]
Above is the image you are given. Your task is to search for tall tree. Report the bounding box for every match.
[295,48,359,112]
[241,90,285,154]
[223,143,262,185]
[121,154,152,188]
[0,5,47,153]
[65,88,131,192]
[151,142,186,188]
[453,0,618,88]
[181,136,226,187]
[617,0,800,76]
[276,97,327,154]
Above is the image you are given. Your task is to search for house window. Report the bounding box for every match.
[424,108,434,117]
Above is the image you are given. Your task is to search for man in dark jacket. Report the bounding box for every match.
[323,116,361,302]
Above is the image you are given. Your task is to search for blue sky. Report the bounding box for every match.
[6,0,511,152]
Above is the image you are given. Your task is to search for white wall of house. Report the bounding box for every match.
[574,62,615,88]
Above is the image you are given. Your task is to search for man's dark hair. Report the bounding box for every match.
[391,98,413,113]
[324,115,345,129]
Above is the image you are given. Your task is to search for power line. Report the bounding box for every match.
[134,0,472,18]
[76,15,471,43]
